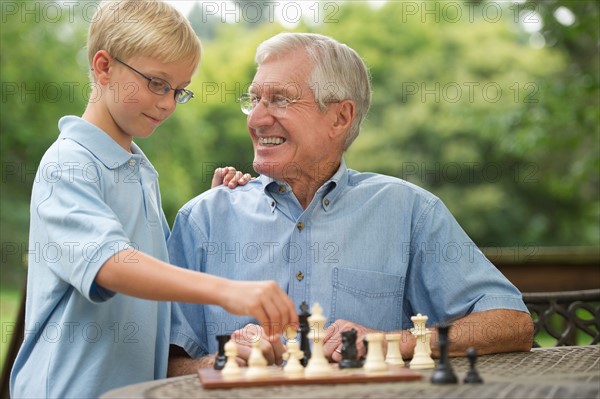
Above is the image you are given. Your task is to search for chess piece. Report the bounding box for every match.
[463,347,483,384]
[282,326,305,376]
[298,301,312,367]
[304,303,332,377]
[363,333,389,373]
[246,337,269,379]
[221,340,241,377]
[385,333,404,366]
[409,313,435,369]
[359,338,369,366]
[430,324,458,384]
[426,329,433,356]
[214,335,230,370]
[339,329,362,369]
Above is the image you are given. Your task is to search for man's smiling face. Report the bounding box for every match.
[246,50,342,183]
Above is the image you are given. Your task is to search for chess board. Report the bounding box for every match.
[198,364,422,389]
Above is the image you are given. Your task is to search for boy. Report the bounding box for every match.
[9,1,296,398]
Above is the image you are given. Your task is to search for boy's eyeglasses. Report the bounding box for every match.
[114,58,194,104]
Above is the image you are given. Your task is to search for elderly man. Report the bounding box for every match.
[167,32,533,375]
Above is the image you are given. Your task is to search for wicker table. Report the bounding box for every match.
[101,346,600,399]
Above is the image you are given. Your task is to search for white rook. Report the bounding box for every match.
[364,333,389,373]
[385,333,404,365]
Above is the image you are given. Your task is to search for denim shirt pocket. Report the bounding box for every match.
[329,267,403,331]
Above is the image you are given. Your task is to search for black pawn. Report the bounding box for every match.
[463,347,483,384]
[213,335,230,370]
[431,324,458,384]
[298,301,312,367]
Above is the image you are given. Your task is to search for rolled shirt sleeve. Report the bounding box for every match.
[405,198,528,323]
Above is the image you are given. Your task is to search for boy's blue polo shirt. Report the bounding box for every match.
[10,116,171,398]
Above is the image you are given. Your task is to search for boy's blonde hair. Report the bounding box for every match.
[87,0,201,80]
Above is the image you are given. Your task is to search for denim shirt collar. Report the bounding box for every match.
[260,158,348,212]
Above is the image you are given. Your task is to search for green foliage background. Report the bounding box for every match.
[1,0,599,288]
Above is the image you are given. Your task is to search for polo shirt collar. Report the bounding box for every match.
[57,116,149,170]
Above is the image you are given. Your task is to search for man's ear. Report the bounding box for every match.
[330,99,355,140]
[91,50,112,85]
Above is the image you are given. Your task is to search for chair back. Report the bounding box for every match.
[522,288,600,346]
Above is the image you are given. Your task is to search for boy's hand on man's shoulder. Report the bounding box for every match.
[211,166,253,189]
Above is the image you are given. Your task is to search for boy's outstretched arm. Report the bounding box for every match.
[95,248,297,336]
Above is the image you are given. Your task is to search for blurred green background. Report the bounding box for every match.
[1,0,599,370]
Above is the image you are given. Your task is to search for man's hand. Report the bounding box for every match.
[211,166,253,188]
[323,319,382,362]
[230,324,287,366]
[323,319,416,363]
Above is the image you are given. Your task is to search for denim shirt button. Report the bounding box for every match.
[296,271,304,281]
[296,222,305,231]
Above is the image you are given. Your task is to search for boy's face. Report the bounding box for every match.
[105,55,195,143]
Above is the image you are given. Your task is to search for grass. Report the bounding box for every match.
[1,287,22,378]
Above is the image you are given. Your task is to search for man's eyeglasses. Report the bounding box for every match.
[114,58,194,104]
[239,93,298,116]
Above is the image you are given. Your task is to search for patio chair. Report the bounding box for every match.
[522,288,600,347]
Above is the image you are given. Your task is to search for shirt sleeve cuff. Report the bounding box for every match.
[473,295,530,314]
[170,331,208,358]
[80,240,132,303]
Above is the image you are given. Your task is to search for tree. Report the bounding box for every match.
[1,1,90,285]
[1,1,598,288]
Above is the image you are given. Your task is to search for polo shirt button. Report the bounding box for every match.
[296,271,304,281]
[128,159,136,167]
[296,222,305,231]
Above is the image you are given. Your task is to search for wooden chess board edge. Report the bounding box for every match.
[198,365,422,389]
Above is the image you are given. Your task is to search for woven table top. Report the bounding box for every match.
[102,345,600,399]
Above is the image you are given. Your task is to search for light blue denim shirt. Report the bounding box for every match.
[169,159,527,358]
[11,116,171,399]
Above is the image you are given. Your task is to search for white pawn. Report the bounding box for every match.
[385,333,404,366]
[409,313,435,369]
[282,326,305,377]
[246,337,269,379]
[304,303,332,377]
[221,340,242,378]
[363,333,389,373]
